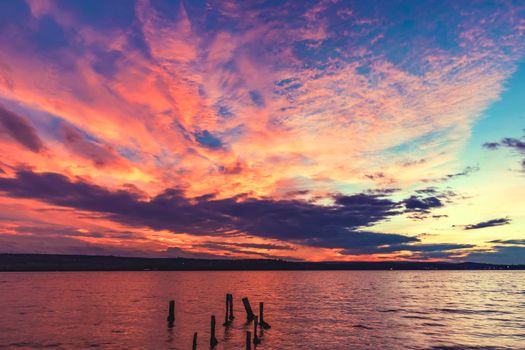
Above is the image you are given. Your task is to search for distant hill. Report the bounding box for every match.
[0,254,523,271]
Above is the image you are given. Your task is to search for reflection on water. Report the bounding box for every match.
[0,271,524,349]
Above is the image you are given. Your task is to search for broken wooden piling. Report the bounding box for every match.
[246,331,252,350]
[167,300,175,325]
[259,302,271,329]
[228,293,234,321]
[192,332,197,350]
[242,297,256,322]
[253,315,261,345]
[223,294,230,326]
[223,293,235,326]
[210,315,218,347]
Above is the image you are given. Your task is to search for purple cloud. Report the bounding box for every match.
[0,169,418,252]
[484,132,525,170]
[464,218,511,230]
[0,104,44,153]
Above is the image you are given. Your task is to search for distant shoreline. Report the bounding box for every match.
[0,254,523,272]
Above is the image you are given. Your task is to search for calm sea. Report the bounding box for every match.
[0,271,524,349]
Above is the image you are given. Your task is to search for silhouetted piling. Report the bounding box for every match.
[223,294,231,326]
[242,297,256,322]
[210,315,218,347]
[246,331,252,350]
[228,294,234,321]
[223,293,235,326]
[167,300,175,325]
[192,332,197,350]
[253,315,261,345]
[259,302,271,329]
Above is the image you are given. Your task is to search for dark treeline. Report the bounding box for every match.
[0,254,523,271]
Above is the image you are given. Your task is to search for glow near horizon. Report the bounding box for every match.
[0,0,524,263]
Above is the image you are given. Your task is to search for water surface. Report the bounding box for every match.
[0,271,524,349]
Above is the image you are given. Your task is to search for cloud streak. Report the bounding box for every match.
[341,243,475,256]
[0,104,44,153]
[464,218,511,230]
[484,132,525,170]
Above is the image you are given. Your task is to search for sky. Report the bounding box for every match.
[0,0,524,263]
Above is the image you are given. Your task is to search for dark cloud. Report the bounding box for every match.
[8,224,146,240]
[341,243,474,256]
[405,196,442,209]
[484,133,525,170]
[431,214,448,219]
[0,170,419,252]
[487,239,525,246]
[444,166,479,180]
[249,90,265,107]
[402,188,456,220]
[483,142,500,150]
[415,187,439,194]
[227,242,295,250]
[164,247,232,260]
[194,242,297,260]
[421,166,479,183]
[0,104,45,152]
[194,130,224,150]
[403,195,442,211]
[465,246,525,265]
[401,250,468,261]
[59,123,120,167]
[463,217,511,230]
[300,230,417,249]
[399,243,474,252]
[500,138,525,150]
[366,188,400,195]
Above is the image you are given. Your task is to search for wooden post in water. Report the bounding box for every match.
[223,294,230,326]
[259,302,271,329]
[210,315,218,347]
[228,294,234,321]
[246,331,252,350]
[242,297,256,322]
[224,294,235,326]
[253,315,261,345]
[192,332,197,350]
[167,300,175,325]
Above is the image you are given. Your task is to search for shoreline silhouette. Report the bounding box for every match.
[1,253,523,271]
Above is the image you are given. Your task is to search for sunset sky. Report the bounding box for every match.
[0,0,524,263]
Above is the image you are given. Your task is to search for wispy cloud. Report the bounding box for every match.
[0,104,45,153]
[463,217,511,230]
[484,131,525,170]
[487,239,525,246]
